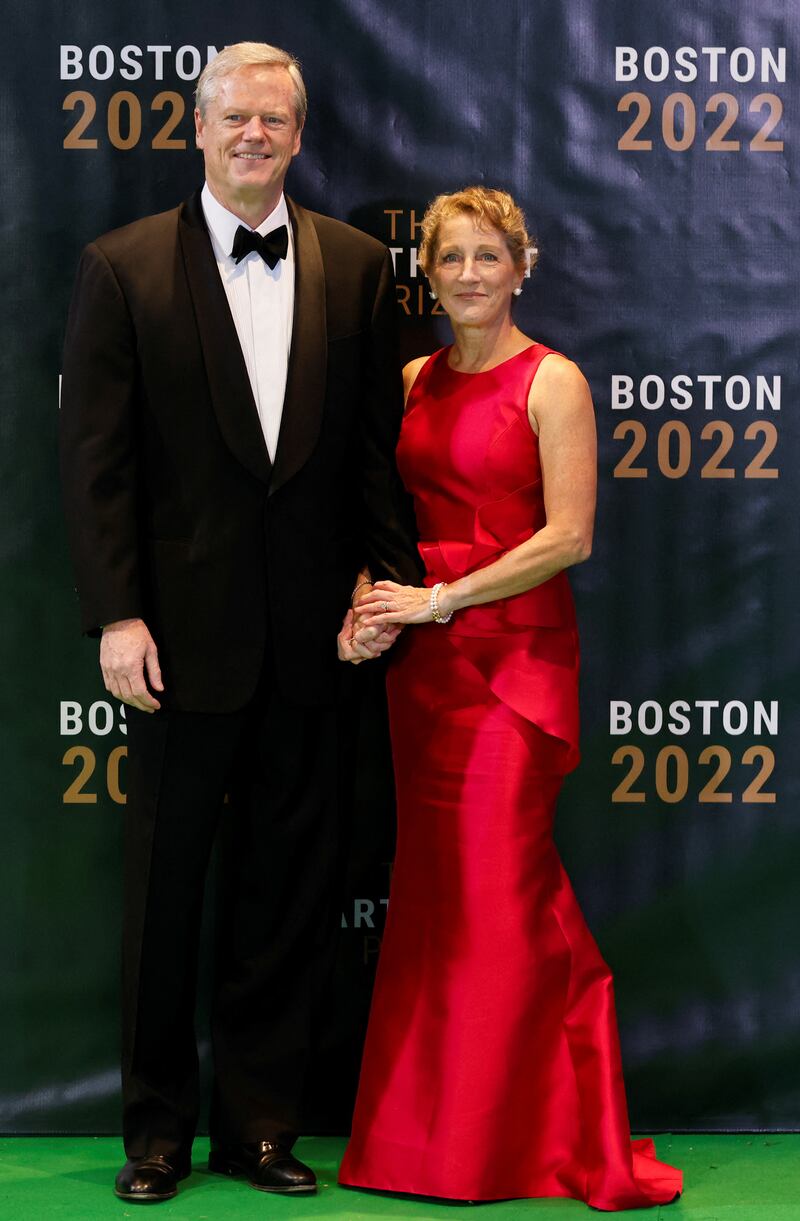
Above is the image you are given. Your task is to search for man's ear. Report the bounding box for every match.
[292,120,304,158]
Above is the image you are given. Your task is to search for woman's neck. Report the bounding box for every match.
[448,319,529,373]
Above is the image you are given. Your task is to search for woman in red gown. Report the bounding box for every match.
[338,187,681,1209]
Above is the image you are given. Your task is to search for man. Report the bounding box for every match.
[60,41,419,1203]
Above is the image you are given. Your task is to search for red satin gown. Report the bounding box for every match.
[339,345,682,1208]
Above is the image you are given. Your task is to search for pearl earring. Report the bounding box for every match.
[513,287,522,297]
[429,289,438,300]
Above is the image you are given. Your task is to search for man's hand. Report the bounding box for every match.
[100,618,164,712]
[337,608,402,665]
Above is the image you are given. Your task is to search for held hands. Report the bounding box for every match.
[100,618,164,712]
[337,608,403,665]
[338,571,404,665]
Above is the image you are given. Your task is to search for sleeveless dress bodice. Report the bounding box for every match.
[398,343,576,634]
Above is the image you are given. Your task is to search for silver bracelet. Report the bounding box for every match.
[351,579,372,606]
[430,581,453,624]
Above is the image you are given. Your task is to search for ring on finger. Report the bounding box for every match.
[382,601,390,613]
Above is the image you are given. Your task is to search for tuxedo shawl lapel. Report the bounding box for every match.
[178,190,272,485]
[269,198,327,497]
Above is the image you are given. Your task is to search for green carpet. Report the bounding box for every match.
[0,1135,797,1220]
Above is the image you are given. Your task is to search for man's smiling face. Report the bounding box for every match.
[195,65,303,219]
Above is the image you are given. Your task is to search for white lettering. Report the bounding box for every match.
[674,47,698,82]
[730,47,757,83]
[756,376,780,412]
[610,699,779,736]
[722,700,748,735]
[701,47,727,83]
[612,374,781,411]
[147,44,170,80]
[59,699,126,736]
[696,700,720,735]
[725,375,750,410]
[176,45,201,81]
[616,47,638,82]
[639,700,663,735]
[754,701,778,735]
[611,375,634,410]
[88,700,115,737]
[120,45,143,80]
[603,45,782,86]
[60,701,82,735]
[667,701,691,735]
[762,47,786,83]
[669,374,693,410]
[88,45,114,81]
[61,45,224,85]
[697,374,722,410]
[640,374,665,410]
[60,45,82,80]
[644,46,669,82]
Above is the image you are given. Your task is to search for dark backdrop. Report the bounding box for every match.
[1,0,797,1132]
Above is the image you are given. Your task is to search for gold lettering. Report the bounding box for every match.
[383,208,403,240]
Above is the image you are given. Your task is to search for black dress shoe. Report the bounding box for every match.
[208,1140,316,1194]
[114,1154,191,1202]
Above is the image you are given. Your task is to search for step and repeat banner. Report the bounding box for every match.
[1,0,797,1133]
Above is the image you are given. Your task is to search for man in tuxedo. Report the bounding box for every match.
[60,41,419,1203]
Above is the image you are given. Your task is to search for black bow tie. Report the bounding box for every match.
[231,224,288,268]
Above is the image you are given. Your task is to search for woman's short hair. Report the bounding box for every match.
[418,186,536,275]
[195,41,307,124]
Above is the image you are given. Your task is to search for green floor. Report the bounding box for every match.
[0,1135,798,1220]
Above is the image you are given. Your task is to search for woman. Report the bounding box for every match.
[338,187,681,1209]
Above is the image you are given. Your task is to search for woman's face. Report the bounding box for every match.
[428,214,523,329]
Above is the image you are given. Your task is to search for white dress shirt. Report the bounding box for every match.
[201,183,295,461]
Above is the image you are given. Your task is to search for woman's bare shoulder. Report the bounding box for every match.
[535,351,589,393]
[528,352,594,434]
[402,355,433,404]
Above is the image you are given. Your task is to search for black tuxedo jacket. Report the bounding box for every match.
[60,190,421,711]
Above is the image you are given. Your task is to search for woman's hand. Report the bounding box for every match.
[354,579,435,626]
[337,607,404,663]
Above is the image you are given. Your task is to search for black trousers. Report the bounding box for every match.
[121,668,349,1160]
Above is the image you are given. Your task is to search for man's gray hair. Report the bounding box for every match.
[195,41,307,124]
